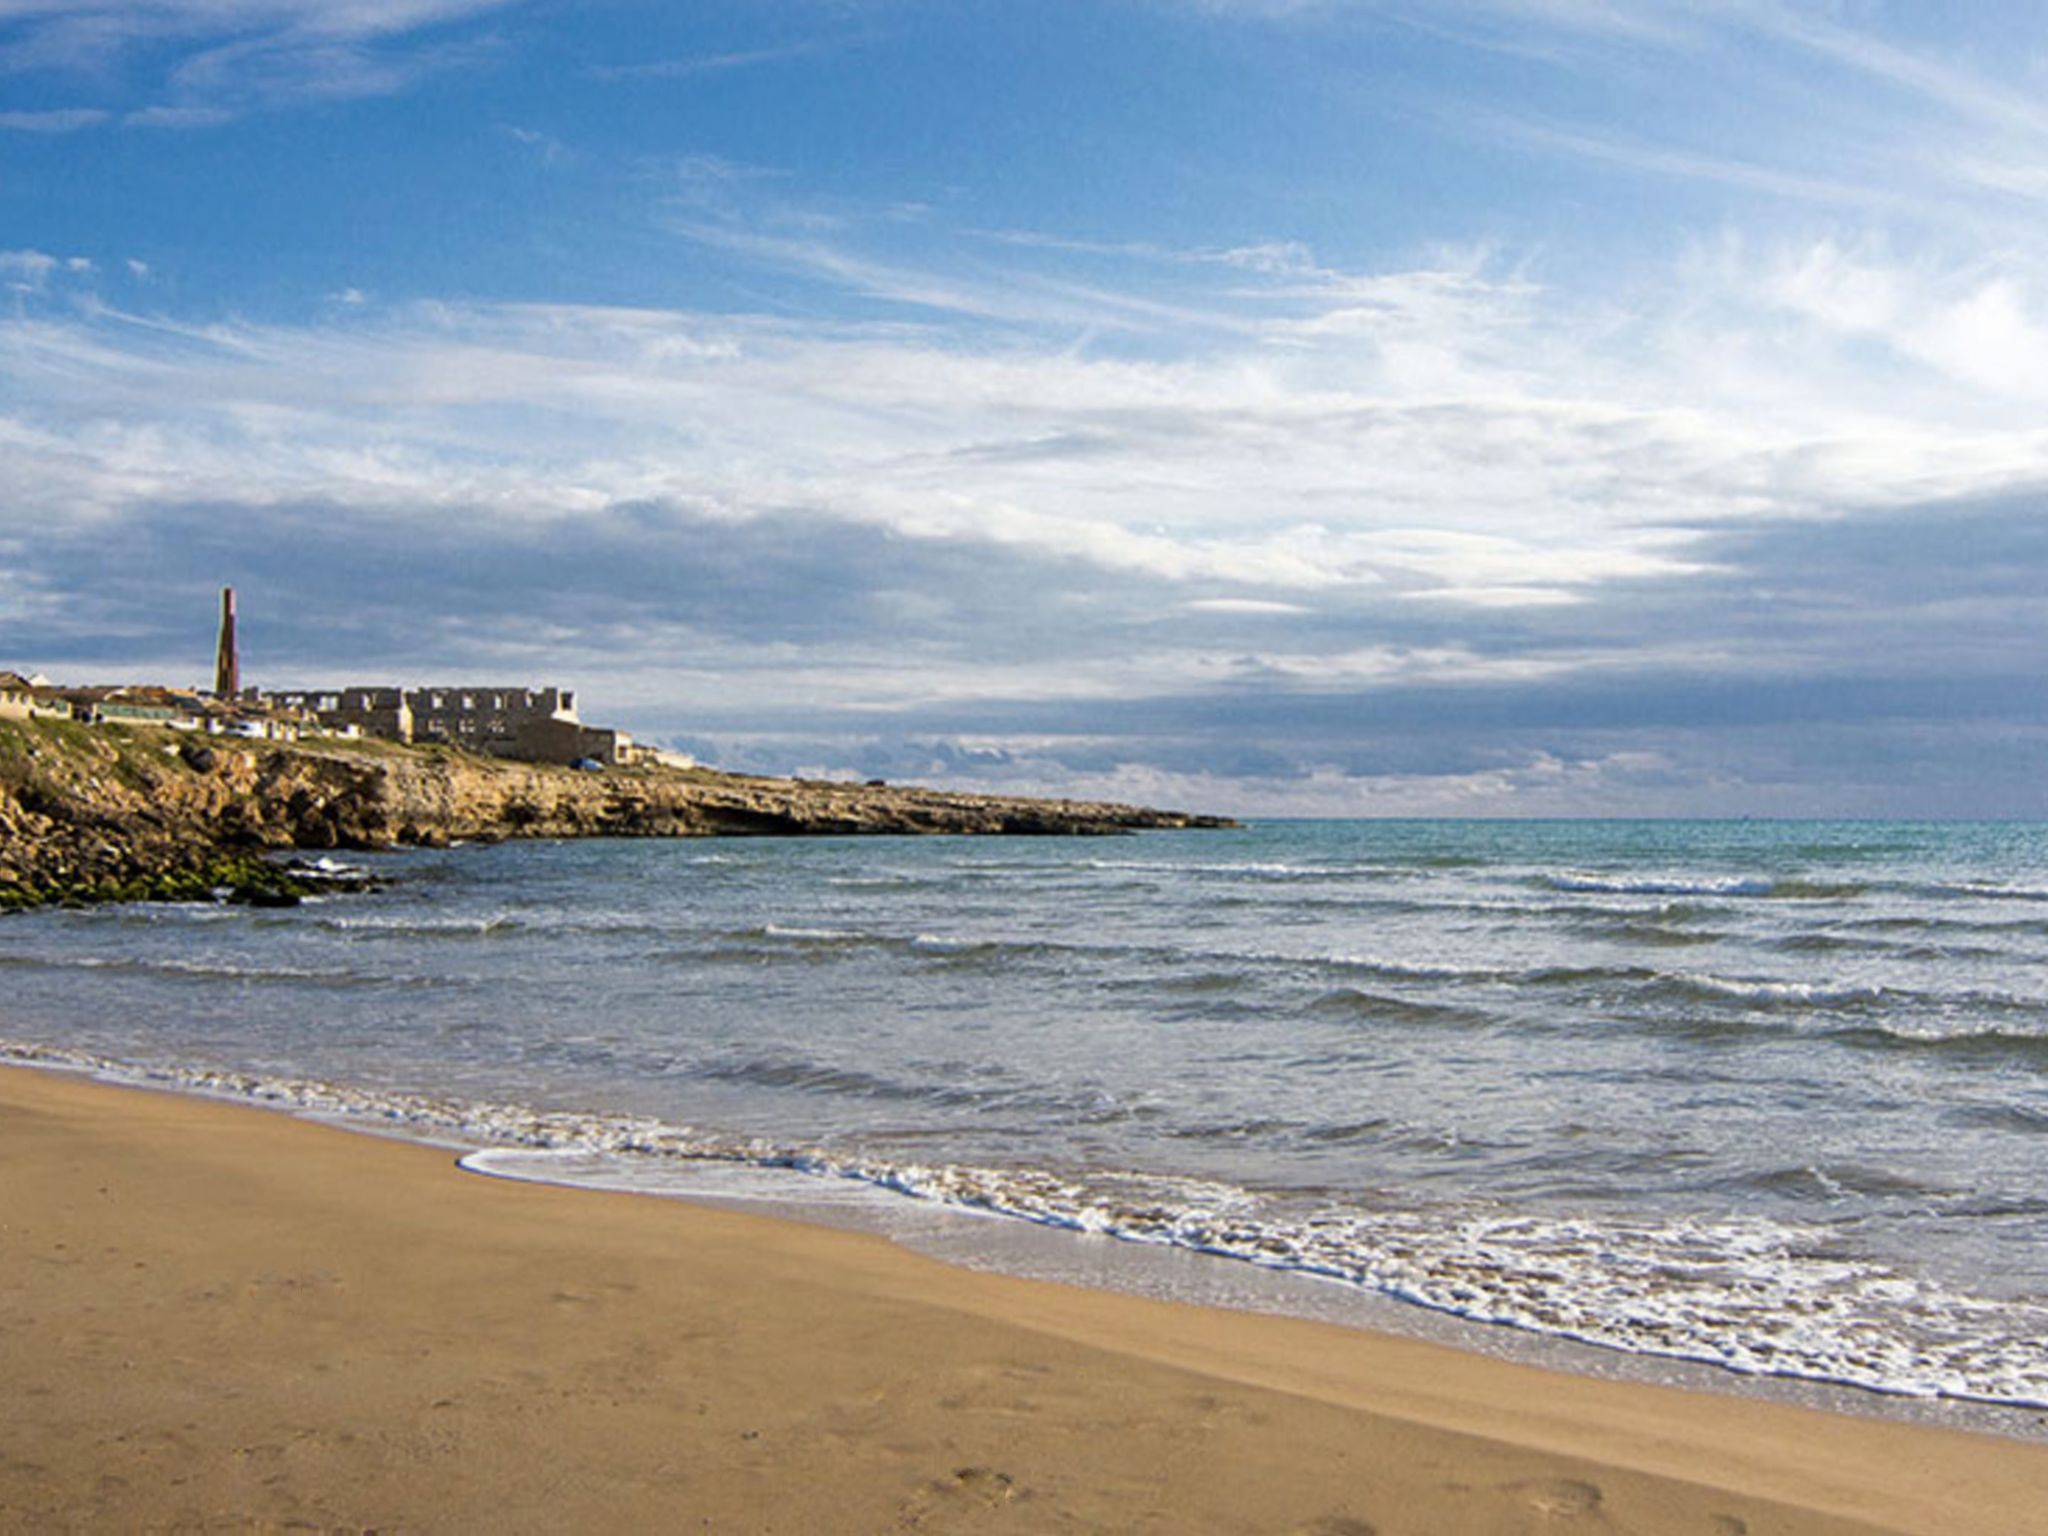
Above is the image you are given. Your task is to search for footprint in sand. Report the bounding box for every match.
[897,1465,1026,1527]
[944,1466,1019,1507]
[1507,1477,1606,1520]
[1290,1517,1377,1536]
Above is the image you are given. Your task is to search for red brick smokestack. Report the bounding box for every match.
[214,586,239,698]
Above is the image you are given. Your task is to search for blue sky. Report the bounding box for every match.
[7,1,2048,815]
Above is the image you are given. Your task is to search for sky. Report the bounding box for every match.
[5,1,2048,817]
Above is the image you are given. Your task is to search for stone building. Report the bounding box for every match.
[267,687,413,743]
[505,713,636,768]
[407,686,578,754]
[263,683,637,767]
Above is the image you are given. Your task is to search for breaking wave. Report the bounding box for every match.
[6,1039,2044,1411]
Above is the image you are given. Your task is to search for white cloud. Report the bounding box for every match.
[123,104,234,127]
[1,250,62,282]
[0,0,518,112]
[586,40,838,82]
[0,108,111,132]
[1184,598,1311,615]
[1757,240,2048,407]
[497,123,571,166]
[1457,106,1909,212]
[10,224,2048,595]
[0,1,511,45]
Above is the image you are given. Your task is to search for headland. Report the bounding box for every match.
[0,715,1229,911]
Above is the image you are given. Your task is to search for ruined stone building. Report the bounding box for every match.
[265,687,411,743]
[263,684,637,767]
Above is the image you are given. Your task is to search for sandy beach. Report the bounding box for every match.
[3,1064,2044,1534]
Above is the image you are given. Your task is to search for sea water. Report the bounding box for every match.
[4,820,2045,1416]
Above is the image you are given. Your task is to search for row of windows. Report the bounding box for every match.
[273,689,575,717]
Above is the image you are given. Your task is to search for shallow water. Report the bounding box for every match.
[5,820,2045,1410]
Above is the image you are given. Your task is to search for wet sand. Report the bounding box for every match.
[3,1063,2044,1533]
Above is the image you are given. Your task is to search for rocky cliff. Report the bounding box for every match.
[0,718,1229,910]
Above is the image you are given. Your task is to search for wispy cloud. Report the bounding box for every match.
[6,230,2045,616]
[667,218,1261,336]
[587,39,840,83]
[0,248,98,290]
[1749,6,2048,143]
[497,122,570,166]
[1460,106,1913,211]
[0,107,110,132]
[1342,3,2048,245]
[0,0,520,115]
[122,103,232,127]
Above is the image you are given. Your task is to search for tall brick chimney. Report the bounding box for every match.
[214,586,239,699]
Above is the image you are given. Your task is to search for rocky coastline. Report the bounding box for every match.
[0,718,1231,911]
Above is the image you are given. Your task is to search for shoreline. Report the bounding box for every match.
[5,1062,2045,1532]
[11,1033,2048,1446]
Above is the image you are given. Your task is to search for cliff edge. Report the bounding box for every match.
[0,718,1231,910]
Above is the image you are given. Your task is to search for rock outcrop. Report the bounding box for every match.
[0,719,1230,910]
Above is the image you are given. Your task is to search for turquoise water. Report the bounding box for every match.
[4,820,2045,1405]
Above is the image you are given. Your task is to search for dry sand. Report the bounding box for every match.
[3,1063,2044,1534]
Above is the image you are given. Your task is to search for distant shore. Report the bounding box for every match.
[0,715,1230,911]
[4,1062,2045,1533]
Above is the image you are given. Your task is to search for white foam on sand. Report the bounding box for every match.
[7,1036,2046,1422]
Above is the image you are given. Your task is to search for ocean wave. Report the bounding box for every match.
[756,923,865,944]
[1168,1116,1300,1144]
[1566,914,1721,948]
[1141,970,1251,997]
[1308,988,1492,1028]
[1269,951,1487,983]
[1825,1023,2048,1064]
[719,925,1079,971]
[285,855,372,882]
[311,912,527,939]
[0,952,428,988]
[1944,1103,2048,1136]
[910,933,1001,955]
[683,922,1897,1003]
[1251,951,1679,991]
[1654,973,1890,1009]
[1080,858,1394,883]
[694,1050,1139,1122]
[830,1168,2048,1410]
[7,1038,2043,1410]
[1922,880,2048,904]
[1546,872,1778,897]
[700,1056,948,1105]
[1299,1116,1396,1145]
[1733,1162,1955,1202]
[1542,872,1873,901]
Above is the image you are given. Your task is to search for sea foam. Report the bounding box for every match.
[7,1037,2044,1411]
